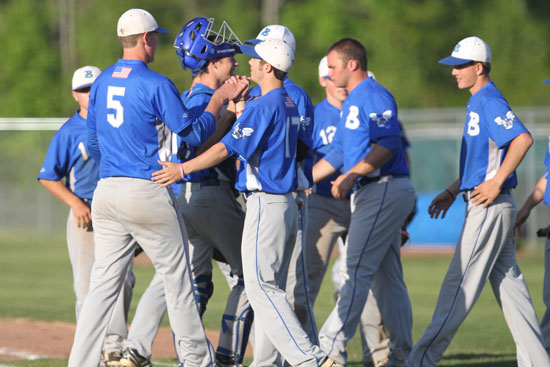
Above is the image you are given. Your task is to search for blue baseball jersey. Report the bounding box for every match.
[542,167,550,206]
[87,59,216,180]
[38,111,99,200]
[173,83,237,187]
[221,88,299,194]
[311,99,343,196]
[458,81,528,191]
[250,76,314,188]
[326,77,409,176]
[174,83,219,183]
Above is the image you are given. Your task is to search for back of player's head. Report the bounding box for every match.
[328,38,368,71]
[241,38,294,77]
[117,9,169,48]
[72,66,101,91]
[256,25,296,53]
[117,9,169,37]
[174,17,241,72]
[439,36,492,74]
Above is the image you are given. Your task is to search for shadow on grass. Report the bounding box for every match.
[441,352,517,366]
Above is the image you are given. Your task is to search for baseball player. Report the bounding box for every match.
[246,25,318,346]
[514,134,550,356]
[407,36,549,367]
[153,38,335,367]
[314,38,415,367]
[38,65,136,367]
[67,9,246,367]
[120,17,252,367]
[308,59,392,367]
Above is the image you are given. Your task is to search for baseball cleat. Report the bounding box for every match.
[103,351,123,367]
[374,358,389,367]
[215,354,243,367]
[119,348,152,367]
[321,357,344,367]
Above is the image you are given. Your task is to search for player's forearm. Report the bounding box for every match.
[313,159,338,183]
[520,177,546,212]
[39,179,84,209]
[184,142,229,175]
[204,93,227,118]
[446,180,461,196]
[348,144,392,178]
[196,110,236,155]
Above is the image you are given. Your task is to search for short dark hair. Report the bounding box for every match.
[119,34,142,48]
[259,59,287,81]
[480,62,491,75]
[328,38,368,71]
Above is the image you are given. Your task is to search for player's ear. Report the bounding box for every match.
[144,32,156,46]
[319,77,327,88]
[71,91,79,103]
[474,62,484,76]
[348,59,359,72]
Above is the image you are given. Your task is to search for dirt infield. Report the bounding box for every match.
[0,318,248,362]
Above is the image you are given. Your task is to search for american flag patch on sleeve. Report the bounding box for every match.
[112,67,132,79]
[284,96,295,108]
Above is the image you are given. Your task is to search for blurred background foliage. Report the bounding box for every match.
[1,0,550,118]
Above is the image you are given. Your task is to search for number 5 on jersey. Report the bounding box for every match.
[107,86,125,128]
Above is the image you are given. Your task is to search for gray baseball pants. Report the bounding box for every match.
[336,236,391,365]
[541,237,550,354]
[408,192,550,367]
[68,177,213,367]
[124,180,249,362]
[243,192,326,367]
[286,190,319,343]
[319,177,415,366]
[67,209,135,355]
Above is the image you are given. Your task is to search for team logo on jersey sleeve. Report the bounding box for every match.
[493,111,516,130]
[231,123,254,139]
[368,110,393,128]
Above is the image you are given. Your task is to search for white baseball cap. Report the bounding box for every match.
[256,25,296,53]
[241,38,294,73]
[117,8,169,37]
[368,70,376,80]
[72,66,101,91]
[318,56,329,78]
[439,36,491,65]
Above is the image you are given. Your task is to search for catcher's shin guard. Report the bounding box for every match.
[216,279,253,365]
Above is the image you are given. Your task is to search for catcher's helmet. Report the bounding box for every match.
[174,17,241,72]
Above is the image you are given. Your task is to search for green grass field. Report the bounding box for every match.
[0,232,546,366]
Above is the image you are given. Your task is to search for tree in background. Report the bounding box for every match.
[0,0,549,116]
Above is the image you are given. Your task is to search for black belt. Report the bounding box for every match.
[462,188,511,202]
[356,174,408,189]
[200,177,219,187]
[242,190,257,200]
